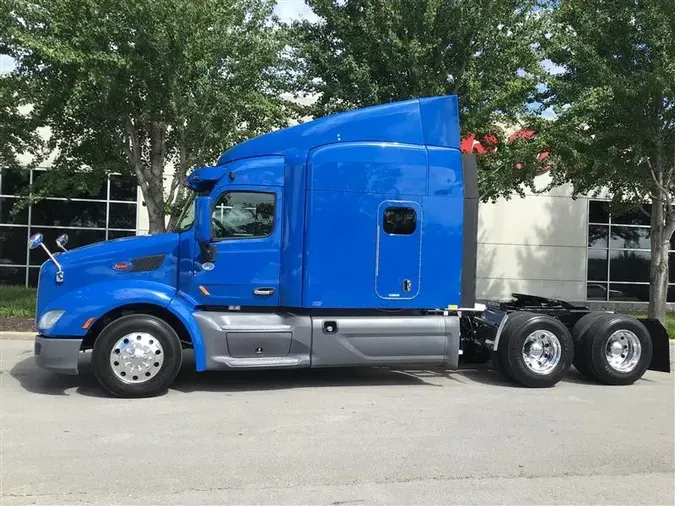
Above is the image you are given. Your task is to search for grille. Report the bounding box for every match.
[130,254,166,272]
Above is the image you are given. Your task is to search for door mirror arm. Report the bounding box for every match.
[194,196,216,263]
[198,241,216,263]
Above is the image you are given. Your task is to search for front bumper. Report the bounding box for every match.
[34,335,83,375]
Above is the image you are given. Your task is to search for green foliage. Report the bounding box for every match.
[540,0,675,201]
[0,286,36,317]
[2,0,299,231]
[538,0,675,320]
[291,0,551,200]
[0,74,45,171]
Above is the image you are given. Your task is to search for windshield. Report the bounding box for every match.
[173,193,196,232]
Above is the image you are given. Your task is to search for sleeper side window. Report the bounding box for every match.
[211,191,275,240]
[383,207,417,235]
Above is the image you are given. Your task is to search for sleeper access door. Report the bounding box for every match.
[375,200,422,300]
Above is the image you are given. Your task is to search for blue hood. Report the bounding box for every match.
[37,232,180,320]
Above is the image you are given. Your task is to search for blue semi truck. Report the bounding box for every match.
[30,95,670,397]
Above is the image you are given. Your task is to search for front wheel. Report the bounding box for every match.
[92,314,183,398]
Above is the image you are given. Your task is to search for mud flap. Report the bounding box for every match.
[639,318,671,373]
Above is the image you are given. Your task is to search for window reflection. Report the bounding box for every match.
[586,199,675,302]
[0,168,139,287]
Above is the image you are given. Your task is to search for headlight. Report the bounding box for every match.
[38,310,65,329]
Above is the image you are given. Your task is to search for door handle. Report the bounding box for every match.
[253,287,275,296]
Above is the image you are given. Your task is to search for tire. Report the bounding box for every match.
[490,312,533,382]
[498,313,574,388]
[92,314,183,398]
[571,312,609,381]
[582,314,653,385]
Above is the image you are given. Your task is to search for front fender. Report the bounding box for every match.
[40,281,206,371]
[41,280,177,336]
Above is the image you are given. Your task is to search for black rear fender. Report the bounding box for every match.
[638,318,671,373]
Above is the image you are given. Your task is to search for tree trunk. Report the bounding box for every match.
[143,181,167,234]
[648,195,669,322]
[143,121,168,234]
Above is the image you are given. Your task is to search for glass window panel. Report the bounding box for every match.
[587,249,608,281]
[0,197,29,225]
[28,267,40,288]
[609,250,650,282]
[110,175,138,202]
[611,205,650,226]
[29,229,105,265]
[108,230,136,240]
[0,228,28,265]
[608,283,648,302]
[589,201,609,223]
[383,207,417,235]
[108,203,137,230]
[0,265,27,286]
[587,283,609,301]
[588,225,608,248]
[211,192,275,239]
[668,286,675,303]
[609,226,650,249]
[32,199,106,228]
[670,253,675,283]
[0,168,30,196]
[32,169,106,200]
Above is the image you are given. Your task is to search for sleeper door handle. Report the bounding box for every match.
[253,287,275,296]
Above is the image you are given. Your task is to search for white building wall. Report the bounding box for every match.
[476,172,589,302]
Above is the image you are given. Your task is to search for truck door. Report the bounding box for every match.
[192,185,282,307]
[376,200,422,300]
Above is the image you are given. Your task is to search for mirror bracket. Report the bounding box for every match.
[198,242,216,263]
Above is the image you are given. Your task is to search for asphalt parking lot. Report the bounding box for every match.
[1,338,674,505]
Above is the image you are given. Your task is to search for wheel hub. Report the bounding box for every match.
[529,341,544,358]
[110,332,164,384]
[605,330,641,373]
[522,330,562,375]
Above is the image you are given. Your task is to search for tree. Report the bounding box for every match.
[0,74,45,171]
[0,4,44,171]
[291,0,552,200]
[2,0,298,233]
[539,0,675,321]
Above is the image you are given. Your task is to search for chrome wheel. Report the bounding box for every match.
[605,330,641,373]
[522,330,561,375]
[109,332,164,384]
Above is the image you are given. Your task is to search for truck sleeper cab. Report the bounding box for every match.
[31,95,670,398]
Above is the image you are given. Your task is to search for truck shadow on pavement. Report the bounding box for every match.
[9,350,601,398]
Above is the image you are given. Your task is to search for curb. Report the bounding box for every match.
[0,332,36,341]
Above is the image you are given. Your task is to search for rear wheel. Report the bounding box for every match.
[490,312,531,380]
[92,314,183,398]
[498,313,574,388]
[582,314,652,385]
[571,312,608,380]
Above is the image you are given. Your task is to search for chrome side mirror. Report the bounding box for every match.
[29,233,44,250]
[56,233,69,251]
[28,232,64,283]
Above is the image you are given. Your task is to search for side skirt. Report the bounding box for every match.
[193,310,461,371]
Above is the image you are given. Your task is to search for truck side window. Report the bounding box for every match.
[383,207,416,235]
[211,191,275,240]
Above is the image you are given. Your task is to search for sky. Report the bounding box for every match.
[274,0,319,22]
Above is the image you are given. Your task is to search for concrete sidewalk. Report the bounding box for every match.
[0,331,34,340]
